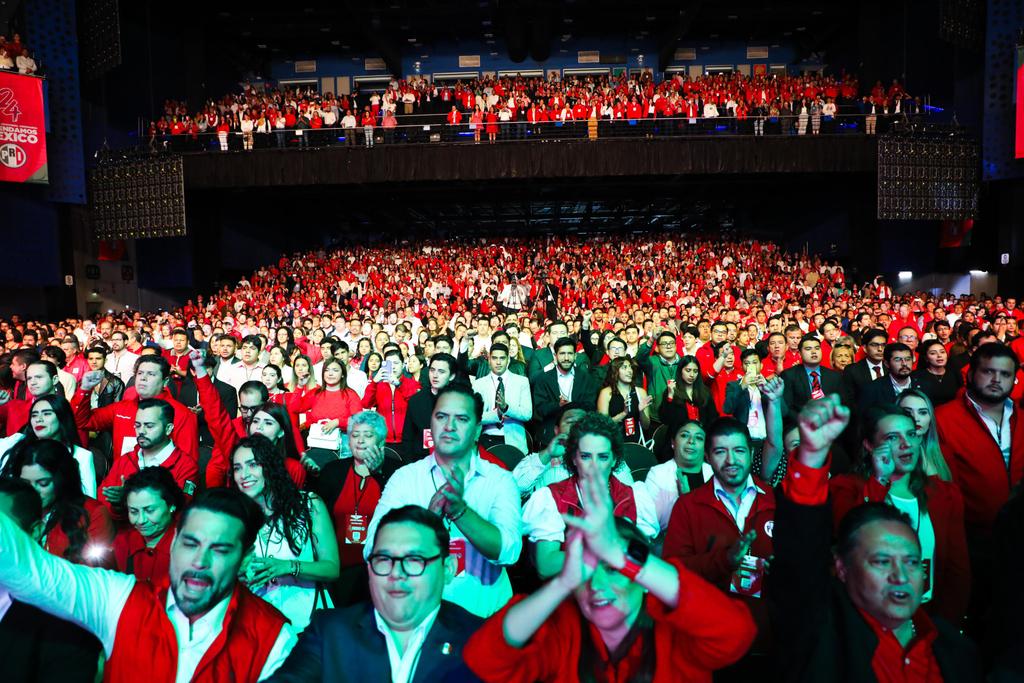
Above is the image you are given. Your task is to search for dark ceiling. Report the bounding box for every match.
[179,1,854,75]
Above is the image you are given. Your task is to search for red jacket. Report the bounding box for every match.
[663,477,775,651]
[361,377,420,442]
[935,394,1024,531]
[829,474,971,625]
[105,581,286,683]
[99,445,198,516]
[113,525,175,585]
[45,496,115,568]
[464,558,756,683]
[75,389,199,464]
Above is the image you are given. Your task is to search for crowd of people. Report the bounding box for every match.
[146,69,919,151]
[0,32,36,75]
[0,231,1021,682]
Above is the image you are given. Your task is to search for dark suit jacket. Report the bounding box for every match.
[842,359,884,406]
[858,375,921,413]
[265,601,483,683]
[526,346,589,382]
[400,389,437,461]
[0,599,101,683]
[780,364,849,419]
[722,380,787,428]
[769,486,980,683]
[532,367,598,441]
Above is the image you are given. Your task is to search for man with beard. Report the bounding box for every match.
[857,343,919,413]
[0,488,296,681]
[533,338,598,443]
[104,332,140,386]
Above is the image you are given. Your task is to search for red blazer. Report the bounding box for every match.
[935,394,1024,532]
[829,474,971,625]
[45,496,116,568]
[360,377,420,442]
[463,559,756,683]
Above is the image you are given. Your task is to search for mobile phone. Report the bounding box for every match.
[381,359,394,382]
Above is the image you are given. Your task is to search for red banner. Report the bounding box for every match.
[0,71,48,184]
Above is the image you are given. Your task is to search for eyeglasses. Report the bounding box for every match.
[368,553,442,577]
[239,405,262,415]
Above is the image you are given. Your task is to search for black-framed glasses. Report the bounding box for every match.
[368,553,442,577]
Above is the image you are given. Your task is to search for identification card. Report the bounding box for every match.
[449,538,466,576]
[423,429,435,451]
[344,513,367,545]
[624,417,637,437]
[810,388,825,400]
[729,554,765,598]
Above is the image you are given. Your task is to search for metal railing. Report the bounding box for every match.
[140,111,929,153]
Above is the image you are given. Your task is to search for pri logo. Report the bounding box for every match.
[0,143,26,169]
[0,87,21,123]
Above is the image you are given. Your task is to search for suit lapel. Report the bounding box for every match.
[353,604,393,682]
[413,605,464,683]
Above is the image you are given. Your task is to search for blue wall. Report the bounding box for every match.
[268,38,800,85]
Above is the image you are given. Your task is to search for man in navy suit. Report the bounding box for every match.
[267,506,482,683]
[858,343,919,413]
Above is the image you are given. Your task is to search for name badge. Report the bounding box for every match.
[344,513,367,545]
[623,417,637,437]
[423,429,435,451]
[810,388,825,400]
[729,554,765,598]
[449,538,467,576]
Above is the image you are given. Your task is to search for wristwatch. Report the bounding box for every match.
[617,538,650,581]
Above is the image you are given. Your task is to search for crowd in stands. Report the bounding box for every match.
[0,32,36,75]
[0,231,1021,682]
[146,69,920,150]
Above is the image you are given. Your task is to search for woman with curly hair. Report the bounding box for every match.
[522,412,659,580]
[4,439,114,567]
[233,434,339,630]
[597,357,653,444]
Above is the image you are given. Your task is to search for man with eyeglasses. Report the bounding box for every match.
[843,328,888,407]
[266,505,483,683]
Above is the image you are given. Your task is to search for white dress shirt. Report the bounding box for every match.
[374,605,440,683]
[713,474,763,531]
[364,452,522,617]
[105,351,140,385]
[0,511,296,683]
[555,367,575,402]
[644,460,714,531]
[967,395,1014,468]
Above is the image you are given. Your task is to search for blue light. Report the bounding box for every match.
[922,104,945,112]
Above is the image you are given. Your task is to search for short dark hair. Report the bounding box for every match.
[241,334,263,351]
[884,342,913,364]
[28,359,58,380]
[798,334,821,351]
[171,327,189,339]
[178,488,264,551]
[137,397,174,425]
[434,382,484,422]
[123,466,186,512]
[860,328,888,347]
[969,342,1020,374]
[706,416,752,452]
[836,502,919,561]
[656,331,676,344]
[553,336,576,353]
[238,380,270,403]
[429,352,457,374]
[135,354,171,380]
[490,342,509,356]
[41,345,67,368]
[0,477,41,531]
[740,348,761,363]
[373,505,450,556]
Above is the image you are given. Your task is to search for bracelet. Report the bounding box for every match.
[291,560,300,577]
[447,506,468,522]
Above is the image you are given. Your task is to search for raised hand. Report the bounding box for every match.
[870,441,896,486]
[796,394,850,468]
[556,528,597,592]
[188,349,206,378]
[760,375,784,402]
[563,460,622,568]
[80,370,104,392]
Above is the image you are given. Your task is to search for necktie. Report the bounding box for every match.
[810,371,824,399]
[495,376,505,409]
[872,366,882,379]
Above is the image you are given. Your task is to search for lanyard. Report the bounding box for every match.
[349,466,372,514]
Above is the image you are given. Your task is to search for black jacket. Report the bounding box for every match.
[400,388,437,461]
[265,600,483,683]
[780,364,850,420]
[857,375,921,414]
[768,487,980,682]
[0,599,101,683]
[843,359,884,406]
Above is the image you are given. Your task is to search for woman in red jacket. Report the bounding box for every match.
[464,466,756,682]
[829,404,971,625]
[113,466,184,584]
[5,439,115,567]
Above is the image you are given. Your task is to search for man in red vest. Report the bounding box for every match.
[0,488,296,682]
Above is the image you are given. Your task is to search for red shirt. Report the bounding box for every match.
[113,526,175,584]
[332,467,382,567]
[860,608,943,683]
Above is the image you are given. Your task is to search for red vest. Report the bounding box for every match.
[548,476,638,523]
[106,582,286,683]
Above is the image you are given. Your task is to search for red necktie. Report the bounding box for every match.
[810,371,824,399]
[872,366,882,379]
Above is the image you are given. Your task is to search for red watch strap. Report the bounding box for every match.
[618,557,643,581]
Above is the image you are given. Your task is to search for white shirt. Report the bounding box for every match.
[105,350,140,385]
[374,605,440,683]
[555,367,575,402]
[0,511,296,683]
[364,452,522,617]
[522,479,658,543]
[644,460,714,531]
[512,452,633,497]
[139,440,176,469]
[712,474,763,531]
[347,366,369,399]
[967,395,1014,468]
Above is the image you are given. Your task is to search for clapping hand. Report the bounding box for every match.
[562,460,623,569]
[726,530,757,569]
